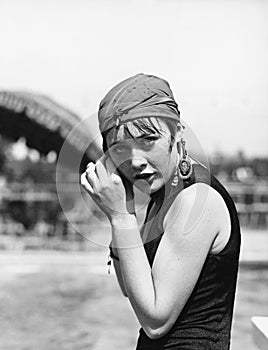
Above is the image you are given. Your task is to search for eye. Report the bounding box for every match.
[111,144,129,155]
[139,135,158,147]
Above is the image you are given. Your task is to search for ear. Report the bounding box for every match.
[175,123,183,144]
[174,123,184,156]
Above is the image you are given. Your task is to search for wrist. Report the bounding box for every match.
[111,213,137,229]
[109,246,120,260]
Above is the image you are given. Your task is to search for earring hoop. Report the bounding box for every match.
[177,140,193,180]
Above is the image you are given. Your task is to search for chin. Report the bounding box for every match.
[148,180,165,194]
[134,182,151,194]
[133,177,165,195]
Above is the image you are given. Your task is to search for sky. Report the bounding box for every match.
[0,0,268,157]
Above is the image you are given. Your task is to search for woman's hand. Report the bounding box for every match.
[80,155,135,222]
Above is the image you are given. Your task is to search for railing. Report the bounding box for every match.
[1,181,268,229]
[223,181,268,228]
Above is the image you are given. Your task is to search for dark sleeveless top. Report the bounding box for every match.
[136,164,241,350]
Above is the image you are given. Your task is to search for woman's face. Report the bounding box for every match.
[105,119,179,194]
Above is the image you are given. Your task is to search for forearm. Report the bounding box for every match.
[81,158,170,335]
[111,214,162,330]
[109,247,128,297]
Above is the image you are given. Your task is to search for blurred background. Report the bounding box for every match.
[0,0,267,349]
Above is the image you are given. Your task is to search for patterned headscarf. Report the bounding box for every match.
[98,73,180,133]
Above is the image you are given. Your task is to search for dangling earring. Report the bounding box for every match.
[177,140,193,180]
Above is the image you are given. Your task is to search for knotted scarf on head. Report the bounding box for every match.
[98,73,180,134]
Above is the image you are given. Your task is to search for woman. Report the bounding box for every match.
[81,73,240,349]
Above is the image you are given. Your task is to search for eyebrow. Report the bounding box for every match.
[109,140,123,147]
[109,134,154,147]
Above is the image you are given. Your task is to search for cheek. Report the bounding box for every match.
[108,151,129,166]
[160,138,172,152]
[117,164,134,181]
[118,161,130,172]
[153,141,173,162]
[109,154,131,175]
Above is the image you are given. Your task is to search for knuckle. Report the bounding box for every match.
[101,184,110,192]
[112,174,121,185]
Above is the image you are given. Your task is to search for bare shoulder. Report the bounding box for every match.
[163,182,231,252]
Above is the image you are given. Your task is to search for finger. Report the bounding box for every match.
[80,173,94,194]
[98,154,107,164]
[86,161,96,170]
[86,161,96,169]
[95,157,108,183]
[105,157,117,175]
[85,163,98,189]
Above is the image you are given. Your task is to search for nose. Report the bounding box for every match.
[130,149,147,170]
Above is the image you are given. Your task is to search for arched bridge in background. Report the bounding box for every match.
[0,90,102,170]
